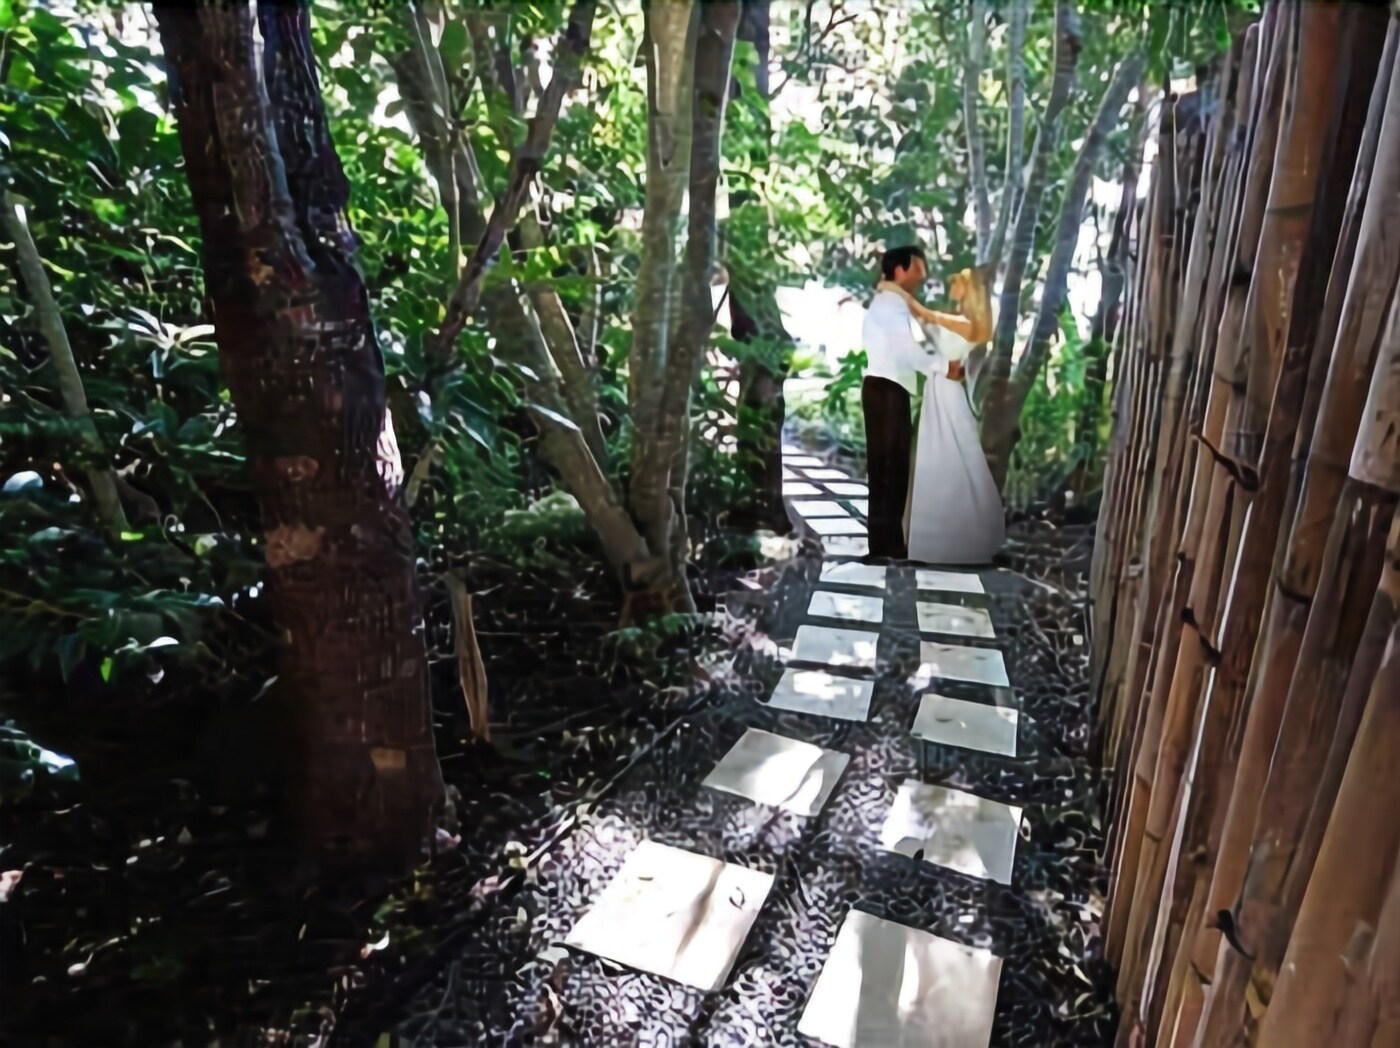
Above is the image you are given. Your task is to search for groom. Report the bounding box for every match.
[861,245,969,560]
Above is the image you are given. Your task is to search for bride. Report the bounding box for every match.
[878,269,1004,565]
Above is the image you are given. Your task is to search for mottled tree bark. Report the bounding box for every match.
[154,1,442,877]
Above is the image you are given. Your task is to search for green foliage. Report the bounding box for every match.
[1004,306,1092,506]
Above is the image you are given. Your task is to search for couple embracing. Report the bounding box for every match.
[860,244,1004,565]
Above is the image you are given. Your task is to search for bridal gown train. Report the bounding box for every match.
[904,345,1005,565]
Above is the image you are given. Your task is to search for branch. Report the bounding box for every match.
[2,195,129,535]
[963,0,993,258]
[518,213,608,466]
[431,0,597,366]
[986,0,1029,270]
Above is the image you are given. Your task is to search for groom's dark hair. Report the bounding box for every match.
[879,244,926,281]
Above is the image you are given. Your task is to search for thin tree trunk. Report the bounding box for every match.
[2,194,129,536]
[628,0,699,560]
[986,0,1028,273]
[962,0,993,258]
[726,0,791,536]
[975,0,1082,411]
[653,1,740,589]
[980,50,1144,488]
[155,0,442,878]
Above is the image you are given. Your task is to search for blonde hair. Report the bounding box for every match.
[949,265,994,344]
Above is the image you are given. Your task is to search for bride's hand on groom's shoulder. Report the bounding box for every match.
[945,360,966,382]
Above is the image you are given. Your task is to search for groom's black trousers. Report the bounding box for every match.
[861,376,912,559]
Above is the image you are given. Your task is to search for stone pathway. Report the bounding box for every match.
[401,445,1111,1045]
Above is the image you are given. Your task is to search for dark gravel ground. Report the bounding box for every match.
[369,506,1113,1048]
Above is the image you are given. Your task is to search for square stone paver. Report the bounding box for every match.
[910,692,1018,757]
[787,455,824,468]
[807,589,884,624]
[847,499,869,517]
[805,468,849,481]
[791,625,880,670]
[915,569,985,595]
[879,780,1022,885]
[915,601,996,639]
[702,728,849,816]
[782,467,798,480]
[766,668,874,721]
[916,642,1010,688]
[564,841,774,992]
[808,516,866,537]
[820,561,887,590]
[792,499,849,518]
[797,909,1002,1048]
[784,481,823,497]
[825,482,868,497]
[822,536,870,557]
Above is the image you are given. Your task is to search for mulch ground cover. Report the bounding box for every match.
[1,502,1112,1048]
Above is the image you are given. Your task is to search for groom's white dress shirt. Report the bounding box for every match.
[862,289,950,394]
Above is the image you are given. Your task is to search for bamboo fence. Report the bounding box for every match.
[1091,2,1400,1043]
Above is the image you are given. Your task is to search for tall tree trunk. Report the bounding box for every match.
[154,0,443,878]
[637,0,740,599]
[728,0,792,536]
[1071,87,1148,496]
[974,0,1082,412]
[980,50,1144,489]
[985,0,1028,273]
[628,0,700,563]
[962,0,993,258]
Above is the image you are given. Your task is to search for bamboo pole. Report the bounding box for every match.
[1196,32,1400,1037]
[1254,518,1400,1044]
[1112,17,1292,1014]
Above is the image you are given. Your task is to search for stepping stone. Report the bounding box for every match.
[787,455,824,467]
[563,841,774,992]
[879,780,1022,885]
[820,561,887,590]
[797,909,1002,1048]
[782,467,798,480]
[910,692,1018,757]
[822,535,869,557]
[915,568,985,595]
[792,499,849,518]
[807,516,866,537]
[915,601,996,638]
[825,482,868,497]
[916,642,1010,688]
[847,499,869,517]
[766,667,874,721]
[807,589,884,624]
[791,624,880,670]
[805,468,849,480]
[703,728,849,816]
[784,481,823,497]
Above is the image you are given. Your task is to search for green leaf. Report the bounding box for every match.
[440,20,470,70]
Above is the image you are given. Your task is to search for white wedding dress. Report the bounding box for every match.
[903,327,1005,565]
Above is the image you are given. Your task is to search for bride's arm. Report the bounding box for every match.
[922,309,988,345]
